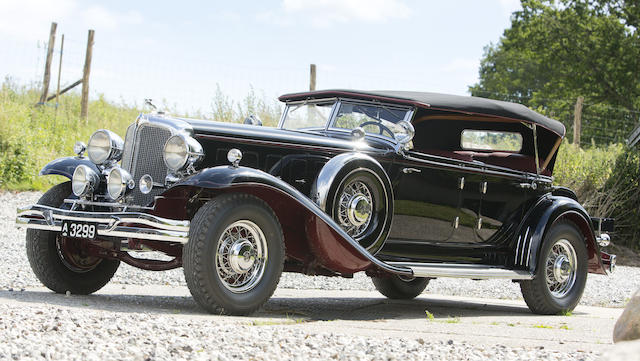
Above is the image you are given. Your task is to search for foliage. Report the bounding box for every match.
[0,80,282,191]
[210,85,282,127]
[554,142,640,249]
[469,0,640,144]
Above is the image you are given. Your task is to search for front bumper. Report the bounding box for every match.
[16,204,189,243]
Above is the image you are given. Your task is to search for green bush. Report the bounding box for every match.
[554,142,640,249]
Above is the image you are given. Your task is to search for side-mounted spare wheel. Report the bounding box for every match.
[520,221,588,315]
[26,182,120,295]
[313,153,393,254]
[183,193,285,315]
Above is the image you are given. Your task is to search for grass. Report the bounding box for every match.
[532,324,553,329]
[425,310,435,320]
[0,79,281,191]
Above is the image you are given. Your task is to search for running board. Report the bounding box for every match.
[387,262,533,280]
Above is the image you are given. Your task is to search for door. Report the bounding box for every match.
[390,152,463,243]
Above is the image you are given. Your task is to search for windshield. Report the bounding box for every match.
[332,102,411,140]
[280,101,335,130]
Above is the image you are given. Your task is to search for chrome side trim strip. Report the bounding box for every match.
[514,235,522,264]
[520,227,530,265]
[388,262,533,280]
[16,204,189,243]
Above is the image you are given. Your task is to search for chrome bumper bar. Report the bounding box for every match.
[16,204,189,243]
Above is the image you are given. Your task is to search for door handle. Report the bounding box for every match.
[518,182,538,190]
[402,167,421,174]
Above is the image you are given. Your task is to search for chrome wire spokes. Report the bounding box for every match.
[337,179,373,238]
[215,220,267,293]
[544,239,577,298]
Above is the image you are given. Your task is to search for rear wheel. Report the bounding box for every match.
[26,182,120,295]
[371,275,430,299]
[520,221,588,314]
[183,194,284,315]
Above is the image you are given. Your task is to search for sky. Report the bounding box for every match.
[0,0,522,114]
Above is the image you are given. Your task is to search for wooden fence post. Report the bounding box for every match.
[80,29,95,121]
[310,64,316,91]
[39,22,57,104]
[54,34,64,116]
[573,96,584,146]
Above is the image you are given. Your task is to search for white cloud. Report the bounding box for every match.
[497,0,521,16]
[262,0,410,28]
[0,1,143,41]
[0,0,77,41]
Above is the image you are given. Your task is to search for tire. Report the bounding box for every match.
[328,168,390,252]
[520,221,588,315]
[183,193,285,315]
[25,182,120,295]
[371,275,430,299]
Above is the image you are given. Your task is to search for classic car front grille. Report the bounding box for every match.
[121,123,172,206]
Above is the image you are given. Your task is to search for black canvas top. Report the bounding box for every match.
[279,89,566,137]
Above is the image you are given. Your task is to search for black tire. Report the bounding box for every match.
[183,193,284,315]
[520,221,588,315]
[328,168,391,252]
[371,275,430,299]
[25,182,120,295]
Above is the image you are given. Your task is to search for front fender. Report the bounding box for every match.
[516,195,605,275]
[39,156,100,179]
[162,165,411,276]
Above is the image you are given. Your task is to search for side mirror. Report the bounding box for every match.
[244,114,263,126]
[395,120,414,150]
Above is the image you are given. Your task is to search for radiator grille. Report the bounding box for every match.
[121,123,172,206]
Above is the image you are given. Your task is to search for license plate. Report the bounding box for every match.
[61,220,98,240]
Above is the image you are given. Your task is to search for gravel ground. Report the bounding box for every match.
[1,191,632,360]
[0,303,599,361]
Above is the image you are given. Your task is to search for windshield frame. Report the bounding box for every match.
[277,98,338,132]
[328,99,414,143]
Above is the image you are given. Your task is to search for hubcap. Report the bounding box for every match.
[545,239,577,298]
[337,180,373,238]
[215,220,267,293]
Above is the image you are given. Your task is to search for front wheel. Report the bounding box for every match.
[520,221,588,314]
[371,275,430,299]
[183,194,284,315]
[26,182,120,295]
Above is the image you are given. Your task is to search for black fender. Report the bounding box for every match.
[310,152,394,254]
[514,194,605,275]
[39,156,100,179]
[162,165,411,276]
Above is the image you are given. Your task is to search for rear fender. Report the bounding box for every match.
[515,195,606,275]
[39,156,100,179]
[159,165,410,276]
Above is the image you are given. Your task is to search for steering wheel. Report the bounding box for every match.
[358,121,394,138]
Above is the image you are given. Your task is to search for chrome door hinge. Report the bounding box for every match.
[458,177,465,190]
[452,216,459,229]
[480,181,487,194]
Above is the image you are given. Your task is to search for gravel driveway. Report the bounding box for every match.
[2,191,636,360]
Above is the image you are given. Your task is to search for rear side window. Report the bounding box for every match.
[461,130,523,152]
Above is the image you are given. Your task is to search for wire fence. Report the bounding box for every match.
[472,90,640,146]
[3,36,639,145]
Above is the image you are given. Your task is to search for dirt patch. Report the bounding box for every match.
[609,243,640,267]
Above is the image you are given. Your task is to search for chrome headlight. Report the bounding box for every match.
[71,165,100,197]
[163,134,203,172]
[87,130,124,165]
[107,167,134,200]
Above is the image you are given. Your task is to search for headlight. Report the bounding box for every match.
[107,167,134,200]
[87,130,124,165]
[163,134,203,172]
[71,165,100,197]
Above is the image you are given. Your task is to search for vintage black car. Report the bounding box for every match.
[17,90,616,315]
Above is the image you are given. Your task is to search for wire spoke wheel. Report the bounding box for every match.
[544,239,577,298]
[215,220,268,294]
[336,179,373,238]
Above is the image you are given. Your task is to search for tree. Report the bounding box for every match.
[470,0,640,143]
